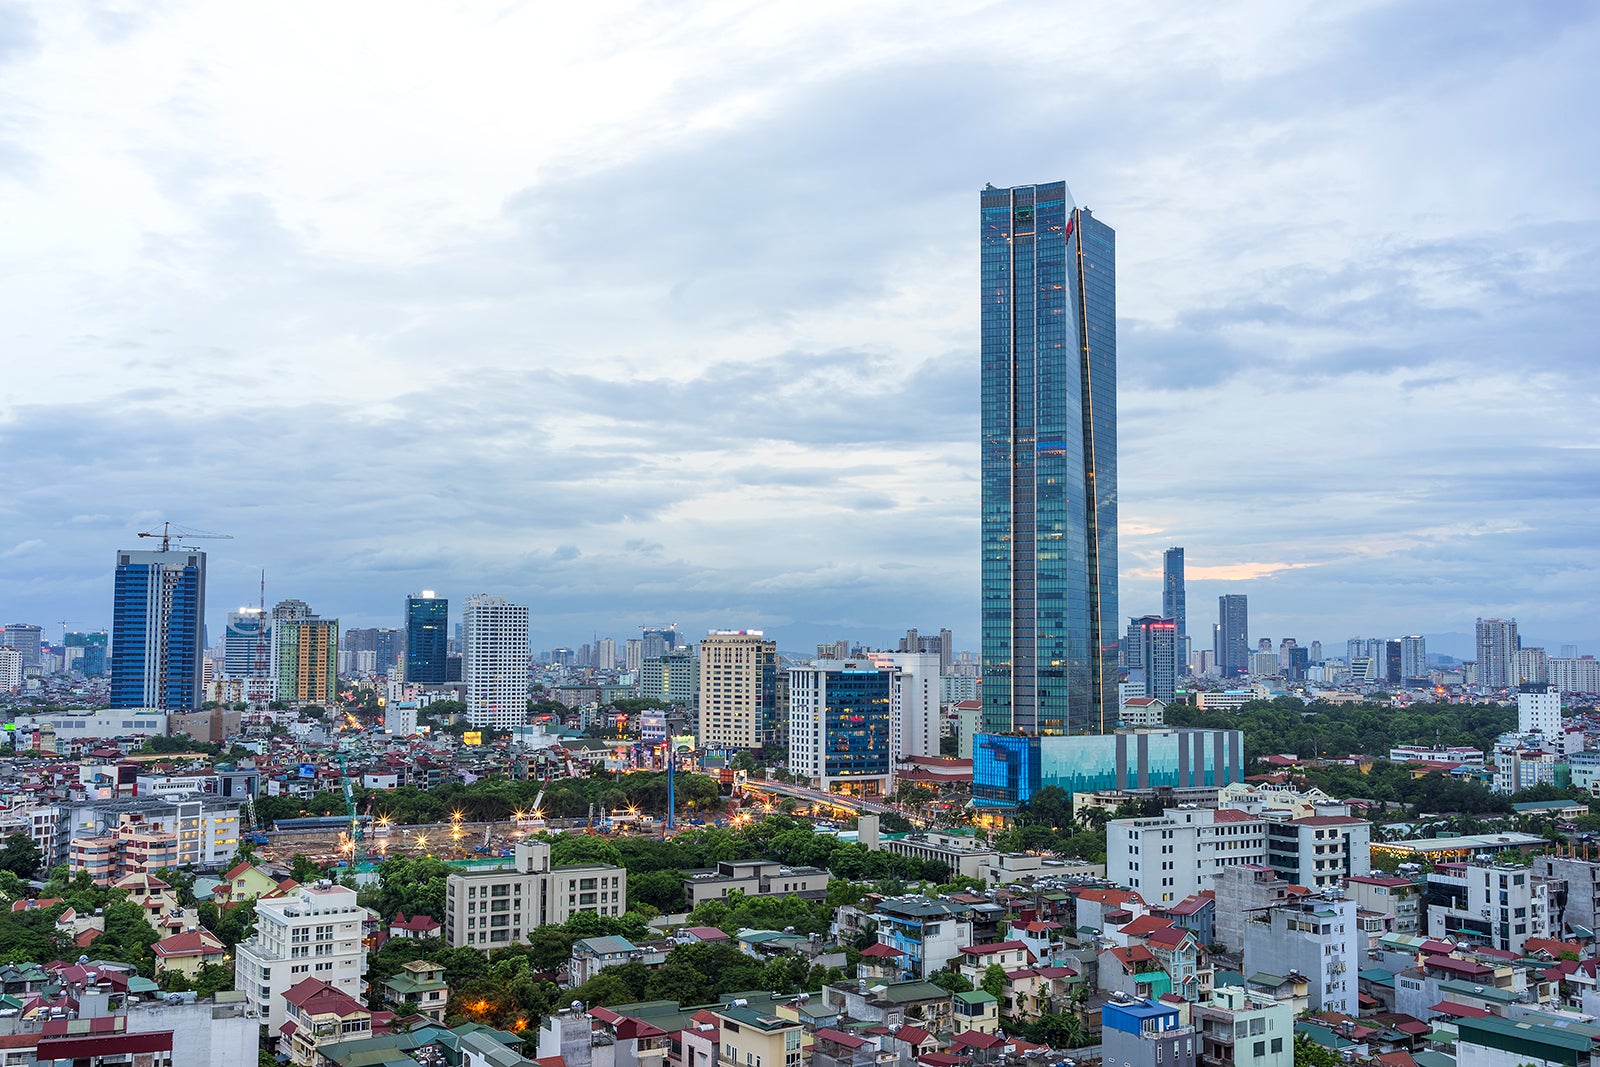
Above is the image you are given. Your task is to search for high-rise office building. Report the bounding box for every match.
[0,624,44,668]
[1399,635,1427,683]
[64,631,108,677]
[1216,595,1249,678]
[110,548,206,711]
[980,180,1117,736]
[272,599,312,624]
[641,627,678,660]
[405,592,448,684]
[788,658,894,795]
[1125,616,1177,704]
[697,630,779,750]
[276,617,338,704]
[1476,617,1519,689]
[1384,640,1403,685]
[462,594,530,730]
[373,628,402,673]
[1162,548,1186,641]
[596,637,616,670]
[624,638,643,674]
[224,608,267,678]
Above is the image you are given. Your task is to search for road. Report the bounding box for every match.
[740,779,901,817]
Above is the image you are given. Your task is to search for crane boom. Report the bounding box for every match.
[137,521,235,552]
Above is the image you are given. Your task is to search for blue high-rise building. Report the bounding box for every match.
[981,180,1117,736]
[1162,547,1186,642]
[405,592,448,684]
[110,549,206,710]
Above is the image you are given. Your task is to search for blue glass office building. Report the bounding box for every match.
[110,549,206,710]
[972,728,1245,808]
[405,593,448,684]
[981,181,1117,736]
[821,668,892,783]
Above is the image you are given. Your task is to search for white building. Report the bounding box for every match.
[869,650,942,765]
[1242,895,1360,1015]
[1518,684,1563,746]
[443,840,627,949]
[385,702,418,737]
[1549,656,1600,695]
[1263,811,1372,891]
[462,594,531,730]
[0,647,22,693]
[1108,806,1266,904]
[10,710,168,744]
[1194,986,1294,1067]
[1425,862,1549,955]
[1119,696,1167,728]
[235,881,369,1030]
[1495,732,1561,793]
[1399,635,1427,682]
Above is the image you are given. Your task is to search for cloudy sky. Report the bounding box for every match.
[1,0,1597,658]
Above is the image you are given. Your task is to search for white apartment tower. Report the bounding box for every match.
[235,881,368,1030]
[1519,683,1561,743]
[462,594,531,730]
[1108,807,1268,904]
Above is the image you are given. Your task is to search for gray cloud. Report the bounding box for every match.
[1,1,1598,653]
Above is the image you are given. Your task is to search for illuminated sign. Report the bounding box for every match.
[462,731,483,746]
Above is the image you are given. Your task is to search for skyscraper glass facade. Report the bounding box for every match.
[1162,548,1186,641]
[406,593,448,684]
[821,668,892,782]
[972,728,1246,808]
[1216,594,1249,678]
[110,549,206,711]
[981,181,1117,736]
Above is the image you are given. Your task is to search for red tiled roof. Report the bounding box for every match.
[895,1026,931,1046]
[816,1029,870,1049]
[390,912,441,932]
[1145,926,1195,949]
[1291,815,1366,826]
[1429,1002,1489,1019]
[950,1031,1005,1052]
[153,930,225,959]
[957,941,1029,957]
[1120,916,1175,937]
[37,1033,172,1058]
[860,944,906,958]
[1423,956,1493,978]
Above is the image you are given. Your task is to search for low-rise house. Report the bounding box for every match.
[682,860,830,908]
[822,980,954,1033]
[381,961,448,1023]
[569,936,669,987]
[151,929,226,978]
[389,912,442,940]
[213,861,283,908]
[951,990,999,1035]
[871,898,974,980]
[1193,986,1293,1067]
[279,977,380,1067]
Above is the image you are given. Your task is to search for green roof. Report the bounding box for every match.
[1357,969,1395,986]
[1459,1015,1592,1062]
[874,980,949,1004]
[1412,1051,1456,1067]
[717,1004,799,1030]
[1437,979,1517,1004]
[954,990,997,1005]
[384,973,448,996]
[1294,1022,1355,1050]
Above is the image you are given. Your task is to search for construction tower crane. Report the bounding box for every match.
[336,755,365,868]
[137,521,235,552]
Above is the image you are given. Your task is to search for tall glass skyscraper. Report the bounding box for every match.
[1162,547,1186,642]
[981,180,1117,736]
[110,549,206,710]
[405,591,448,684]
[1216,594,1249,678]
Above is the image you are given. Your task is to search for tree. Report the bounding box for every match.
[550,834,623,869]
[931,969,973,994]
[628,870,685,913]
[1293,1034,1346,1067]
[289,854,328,884]
[0,833,42,879]
[980,963,1007,1002]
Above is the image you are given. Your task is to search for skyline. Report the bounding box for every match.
[2,3,1598,654]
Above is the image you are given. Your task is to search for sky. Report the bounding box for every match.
[1,0,1597,658]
